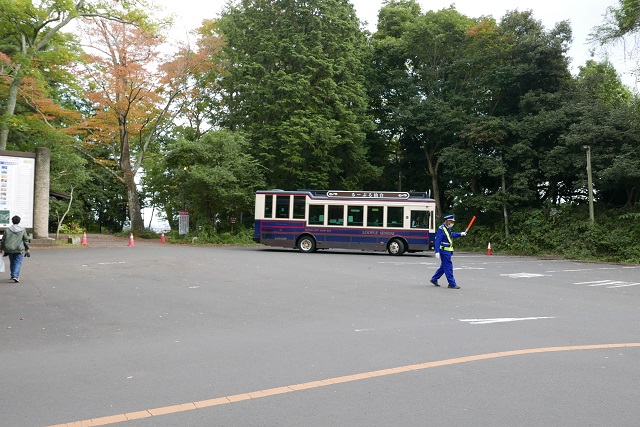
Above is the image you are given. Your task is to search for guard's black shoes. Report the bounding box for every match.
[448,285,460,289]
[430,279,440,287]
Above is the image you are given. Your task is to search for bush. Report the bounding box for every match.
[59,222,86,235]
[460,206,640,264]
[164,226,256,245]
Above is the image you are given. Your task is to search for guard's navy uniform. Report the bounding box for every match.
[431,215,464,288]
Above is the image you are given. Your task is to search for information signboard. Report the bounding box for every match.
[178,210,189,235]
[0,153,35,229]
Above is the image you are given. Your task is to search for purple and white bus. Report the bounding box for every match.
[254,190,436,255]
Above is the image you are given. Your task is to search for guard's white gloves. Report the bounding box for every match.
[435,252,440,259]
[461,232,467,236]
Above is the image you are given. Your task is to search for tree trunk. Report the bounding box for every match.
[424,147,442,218]
[125,173,144,234]
[502,172,510,237]
[0,67,23,150]
[430,173,442,218]
[119,126,143,234]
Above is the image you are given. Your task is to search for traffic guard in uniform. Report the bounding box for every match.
[430,214,467,289]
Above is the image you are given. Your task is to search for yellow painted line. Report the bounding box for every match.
[48,343,640,427]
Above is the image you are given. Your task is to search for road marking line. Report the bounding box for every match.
[574,280,638,288]
[608,282,640,288]
[589,281,626,286]
[500,273,548,278]
[459,317,556,325]
[574,280,612,285]
[47,343,640,427]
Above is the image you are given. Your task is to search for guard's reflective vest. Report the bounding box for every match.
[440,226,454,252]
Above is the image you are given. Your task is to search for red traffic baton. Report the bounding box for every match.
[465,216,476,233]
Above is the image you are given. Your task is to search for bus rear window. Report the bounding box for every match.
[265,195,273,218]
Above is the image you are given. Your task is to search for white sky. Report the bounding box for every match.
[159,0,633,87]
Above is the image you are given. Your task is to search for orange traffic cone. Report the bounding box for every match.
[486,242,493,255]
[128,232,135,247]
[160,231,166,243]
[81,231,88,245]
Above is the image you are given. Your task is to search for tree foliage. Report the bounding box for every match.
[217,0,379,189]
[162,130,265,231]
[70,15,194,234]
[0,0,155,149]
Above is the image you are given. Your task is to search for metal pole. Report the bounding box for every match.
[585,145,594,223]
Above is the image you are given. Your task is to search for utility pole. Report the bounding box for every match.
[584,145,594,223]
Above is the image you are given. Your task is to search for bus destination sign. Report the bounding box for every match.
[327,191,410,199]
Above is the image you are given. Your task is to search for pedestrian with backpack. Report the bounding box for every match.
[1,215,30,283]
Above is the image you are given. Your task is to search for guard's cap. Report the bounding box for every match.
[444,214,455,221]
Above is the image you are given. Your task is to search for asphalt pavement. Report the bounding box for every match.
[1,243,639,426]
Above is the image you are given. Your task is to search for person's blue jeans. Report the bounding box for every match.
[7,253,23,279]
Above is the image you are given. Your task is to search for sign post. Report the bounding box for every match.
[178,210,189,235]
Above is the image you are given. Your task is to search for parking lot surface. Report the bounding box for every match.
[1,244,639,426]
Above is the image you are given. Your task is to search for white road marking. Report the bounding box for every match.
[97,262,128,265]
[500,273,548,278]
[574,280,640,288]
[591,281,626,286]
[574,280,611,285]
[459,317,556,325]
[607,282,640,288]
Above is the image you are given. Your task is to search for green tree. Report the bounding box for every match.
[593,0,640,40]
[371,2,475,216]
[451,10,573,231]
[48,143,90,236]
[217,0,378,189]
[563,61,639,209]
[163,130,265,231]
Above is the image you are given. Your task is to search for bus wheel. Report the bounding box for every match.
[298,236,316,253]
[387,239,405,256]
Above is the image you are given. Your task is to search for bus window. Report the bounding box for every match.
[387,206,403,227]
[265,195,273,218]
[347,206,364,226]
[309,205,325,225]
[328,205,344,225]
[367,206,383,226]
[293,196,306,219]
[411,210,429,229]
[276,195,290,219]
